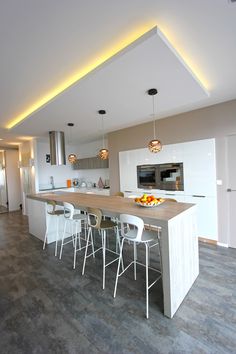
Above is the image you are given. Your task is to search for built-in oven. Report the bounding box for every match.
[137,162,184,191]
[156,162,184,191]
[137,165,157,189]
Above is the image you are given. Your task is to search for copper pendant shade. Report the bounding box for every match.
[147,88,162,153]
[67,123,77,163]
[98,110,109,160]
[68,153,77,163]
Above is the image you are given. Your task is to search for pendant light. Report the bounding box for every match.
[98,110,109,160]
[147,88,162,153]
[67,123,77,163]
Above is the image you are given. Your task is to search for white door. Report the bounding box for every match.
[226,134,236,248]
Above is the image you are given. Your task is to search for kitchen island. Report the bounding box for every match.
[27,191,198,319]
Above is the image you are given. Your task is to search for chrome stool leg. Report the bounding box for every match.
[145,242,149,319]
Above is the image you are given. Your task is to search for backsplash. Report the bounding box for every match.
[76,168,109,187]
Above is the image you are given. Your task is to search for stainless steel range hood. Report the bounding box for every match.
[49,131,66,165]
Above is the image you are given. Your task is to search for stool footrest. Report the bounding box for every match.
[148,275,162,290]
[118,260,161,277]
[85,246,119,259]
[105,256,119,268]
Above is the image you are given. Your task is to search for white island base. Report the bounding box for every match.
[27,193,198,319]
[27,199,82,244]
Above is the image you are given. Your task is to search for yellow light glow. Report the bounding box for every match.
[6,24,209,129]
[18,136,34,141]
[158,27,210,92]
[7,142,21,146]
[6,23,156,129]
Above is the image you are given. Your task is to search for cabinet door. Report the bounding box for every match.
[183,139,216,196]
[185,195,217,240]
[72,156,108,169]
[164,193,186,203]
[226,134,236,248]
[100,158,109,168]
[119,150,139,191]
[92,156,99,169]
[72,160,79,169]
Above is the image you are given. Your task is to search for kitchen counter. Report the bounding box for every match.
[39,187,68,192]
[38,187,110,196]
[27,191,198,319]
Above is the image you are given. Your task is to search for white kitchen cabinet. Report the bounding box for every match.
[119,150,139,191]
[119,138,217,240]
[184,195,217,240]
[183,139,216,197]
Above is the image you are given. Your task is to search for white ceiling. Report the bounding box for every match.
[0,0,236,146]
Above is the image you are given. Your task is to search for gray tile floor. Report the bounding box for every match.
[0,211,236,354]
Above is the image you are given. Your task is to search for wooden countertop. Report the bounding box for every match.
[27,191,194,222]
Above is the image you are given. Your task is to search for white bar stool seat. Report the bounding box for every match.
[113,214,162,319]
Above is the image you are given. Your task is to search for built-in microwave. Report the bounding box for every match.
[137,162,184,191]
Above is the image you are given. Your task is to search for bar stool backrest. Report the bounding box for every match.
[113,192,124,197]
[63,202,75,220]
[46,201,57,215]
[120,214,144,242]
[86,207,102,229]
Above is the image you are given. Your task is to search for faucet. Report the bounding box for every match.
[50,176,55,189]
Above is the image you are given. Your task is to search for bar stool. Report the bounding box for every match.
[113,214,162,319]
[59,202,89,269]
[82,207,122,289]
[113,191,124,197]
[43,201,64,256]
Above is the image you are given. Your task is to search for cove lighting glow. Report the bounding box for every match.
[6,25,209,129]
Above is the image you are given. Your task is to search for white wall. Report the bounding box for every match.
[36,139,109,190]
[5,150,21,211]
[36,141,78,190]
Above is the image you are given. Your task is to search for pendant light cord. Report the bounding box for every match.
[152,95,156,140]
[69,126,71,146]
[102,115,105,148]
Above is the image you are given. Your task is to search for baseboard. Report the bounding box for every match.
[198,237,229,248]
[198,237,217,245]
[217,242,229,248]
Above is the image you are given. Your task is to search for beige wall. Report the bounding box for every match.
[108,99,236,245]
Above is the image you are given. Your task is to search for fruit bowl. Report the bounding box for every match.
[134,194,164,208]
[135,201,162,208]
